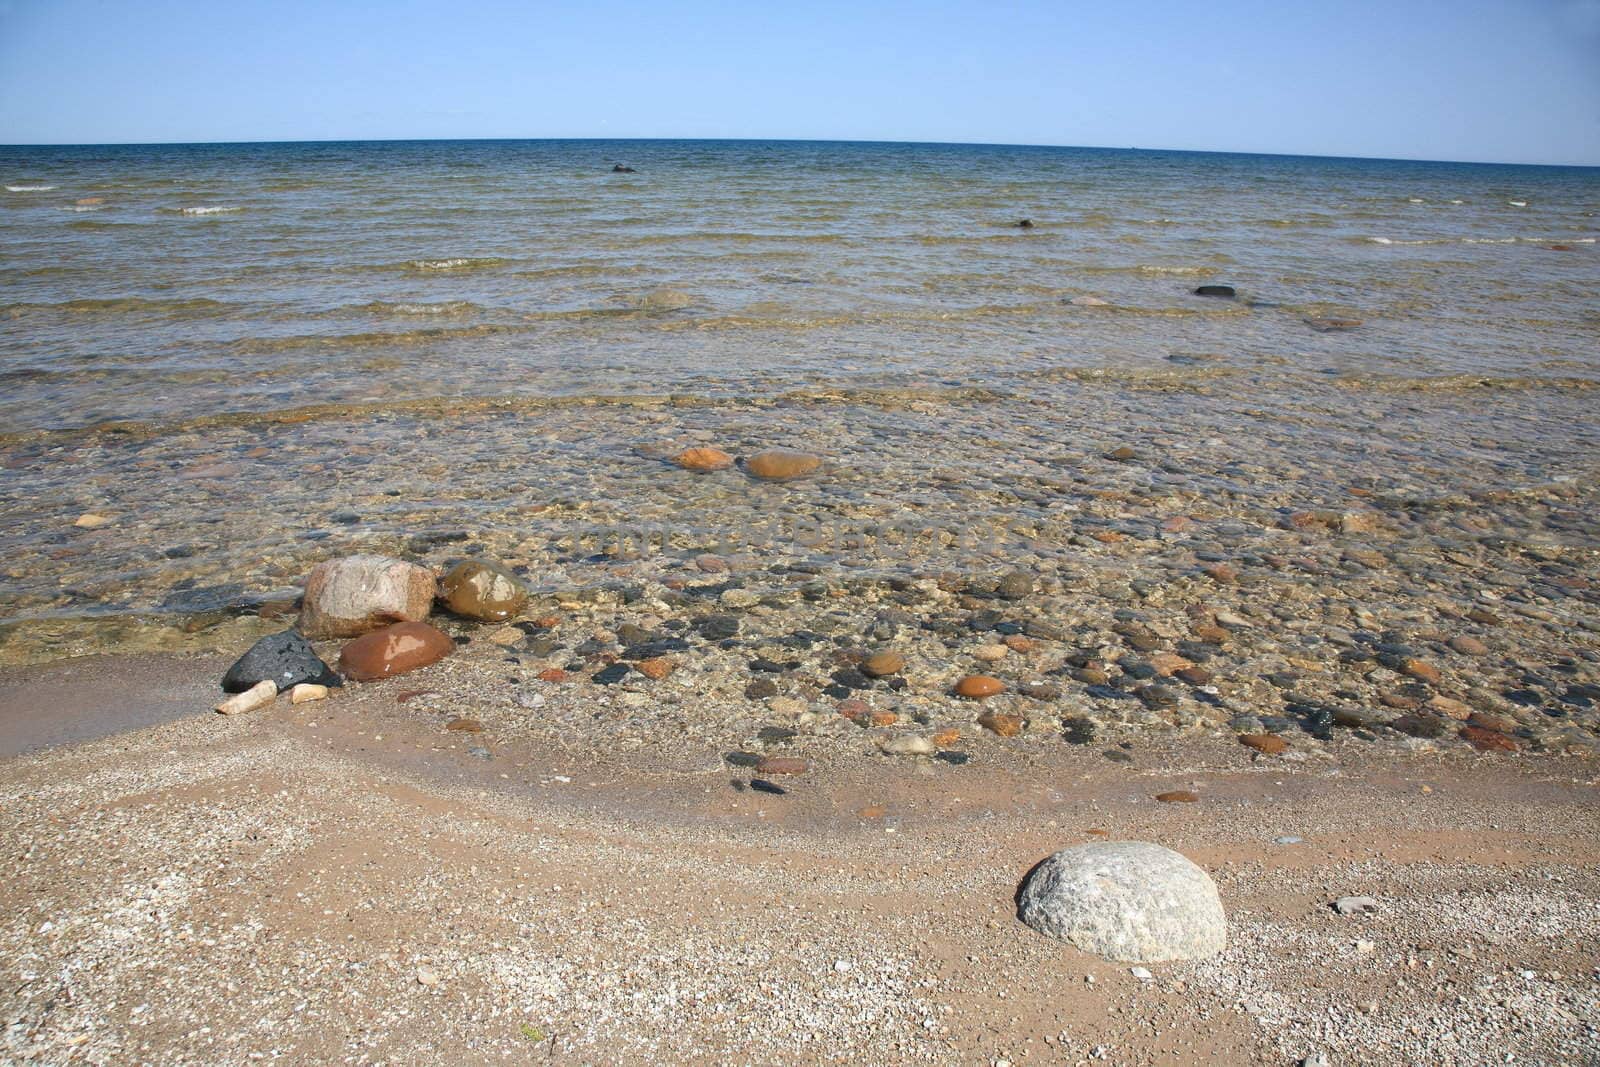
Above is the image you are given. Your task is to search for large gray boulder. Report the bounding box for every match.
[1017,841,1226,962]
[298,554,437,639]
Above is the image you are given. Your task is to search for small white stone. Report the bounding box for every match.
[416,966,439,987]
[833,960,852,973]
[1333,896,1379,915]
[1129,967,1154,981]
[215,680,277,716]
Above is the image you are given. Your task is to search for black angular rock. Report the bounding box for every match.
[1193,284,1236,298]
[592,663,634,685]
[221,630,341,694]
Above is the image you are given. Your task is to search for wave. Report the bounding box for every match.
[57,204,106,212]
[399,257,511,272]
[0,296,237,319]
[1337,373,1599,392]
[170,205,243,216]
[5,184,55,192]
[351,300,486,316]
[1362,236,1593,246]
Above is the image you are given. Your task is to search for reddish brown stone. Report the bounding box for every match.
[978,711,1025,737]
[1155,790,1200,803]
[744,450,821,481]
[755,756,810,775]
[338,622,453,682]
[1239,733,1288,755]
[537,668,569,683]
[836,698,871,720]
[861,651,906,677]
[931,727,961,747]
[1380,691,1421,710]
[954,675,1005,699]
[395,689,434,704]
[1002,634,1038,653]
[673,447,734,472]
[445,717,484,733]
[1200,562,1239,583]
[1467,711,1519,734]
[868,710,898,727]
[1175,666,1213,686]
[1194,624,1230,645]
[635,657,675,680]
[1402,658,1442,685]
[1149,652,1193,677]
[1460,725,1518,752]
[1466,608,1501,626]
[1448,636,1489,656]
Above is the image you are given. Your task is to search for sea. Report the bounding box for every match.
[1,139,1597,660]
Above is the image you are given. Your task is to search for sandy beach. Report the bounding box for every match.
[2,652,1597,1066]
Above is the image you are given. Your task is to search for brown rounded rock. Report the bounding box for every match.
[755,756,810,775]
[1402,658,1442,685]
[1448,636,1489,656]
[1239,733,1288,755]
[440,559,527,621]
[954,675,1005,699]
[1460,725,1517,752]
[744,449,821,481]
[445,717,484,733]
[861,651,906,678]
[978,711,1025,737]
[338,622,454,682]
[299,554,437,638]
[673,447,734,472]
[1155,790,1200,804]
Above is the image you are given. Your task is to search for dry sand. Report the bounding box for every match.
[2,654,1598,1066]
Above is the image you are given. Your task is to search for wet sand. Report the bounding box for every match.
[2,653,1597,1065]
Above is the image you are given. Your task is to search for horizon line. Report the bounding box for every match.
[2,134,1597,170]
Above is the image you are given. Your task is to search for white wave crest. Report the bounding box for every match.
[59,204,106,212]
[1508,200,1528,207]
[6,184,56,192]
[178,205,242,215]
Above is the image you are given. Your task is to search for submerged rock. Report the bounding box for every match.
[744,450,821,481]
[1193,284,1236,299]
[221,630,341,694]
[673,447,735,472]
[1017,841,1226,962]
[299,555,437,638]
[954,675,1005,699]
[440,559,526,621]
[338,621,454,681]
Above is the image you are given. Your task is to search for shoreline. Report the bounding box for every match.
[2,651,1597,1064]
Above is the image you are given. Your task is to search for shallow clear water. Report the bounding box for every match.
[1,140,1597,660]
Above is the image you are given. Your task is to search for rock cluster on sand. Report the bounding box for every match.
[298,555,437,638]
[440,559,527,621]
[338,621,454,682]
[1017,841,1227,962]
[221,630,341,693]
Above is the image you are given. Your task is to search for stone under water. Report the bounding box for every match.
[439,559,527,621]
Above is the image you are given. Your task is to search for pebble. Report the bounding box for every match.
[1401,658,1443,685]
[214,679,276,716]
[672,447,734,472]
[995,570,1034,599]
[289,683,328,704]
[978,711,1025,737]
[1239,733,1288,755]
[974,644,1009,662]
[1333,896,1379,915]
[880,734,936,756]
[73,513,111,529]
[635,656,675,680]
[1460,725,1518,752]
[1449,635,1489,656]
[439,559,527,621]
[338,621,454,681]
[861,651,906,677]
[743,449,821,481]
[1155,790,1199,803]
[445,717,484,732]
[954,675,1005,699]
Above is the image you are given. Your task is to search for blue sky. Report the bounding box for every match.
[1,0,1597,164]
